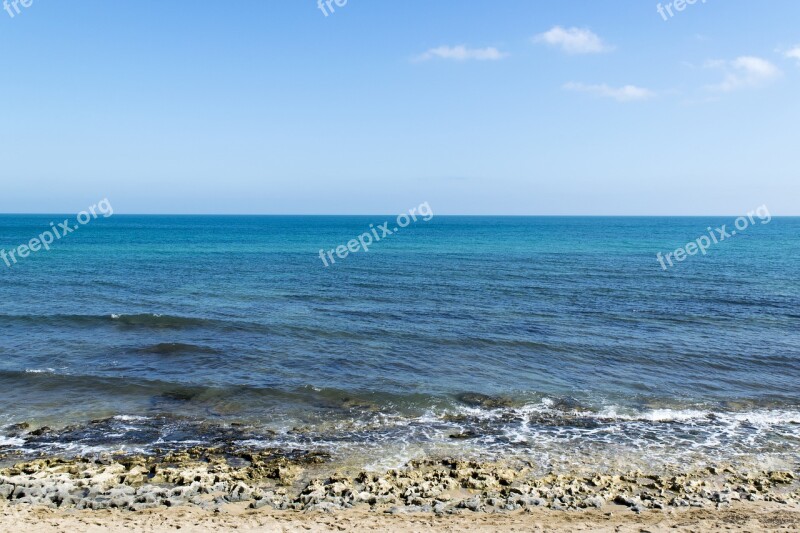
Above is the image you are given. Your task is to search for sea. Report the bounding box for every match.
[0,215,798,472]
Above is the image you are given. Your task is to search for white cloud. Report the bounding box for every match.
[533,26,612,54]
[563,82,655,102]
[414,45,507,62]
[706,56,781,92]
[785,45,800,64]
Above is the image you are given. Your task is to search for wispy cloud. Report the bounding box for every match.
[563,82,655,102]
[784,45,800,64]
[533,26,612,54]
[414,45,507,62]
[706,56,782,92]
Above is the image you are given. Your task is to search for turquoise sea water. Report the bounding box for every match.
[0,215,798,469]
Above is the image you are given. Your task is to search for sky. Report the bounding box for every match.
[1,0,799,215]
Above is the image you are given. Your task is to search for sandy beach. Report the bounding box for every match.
[2,498,799,532]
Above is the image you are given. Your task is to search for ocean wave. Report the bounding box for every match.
[447,397,800,426]
[592,406,800,426]
[136,343,221,355]
[112,415,151,422]
[108,313,213,328]
[0,313,219,330]
[1,399,797,469]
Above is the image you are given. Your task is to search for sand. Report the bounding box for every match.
[2,501,799,532]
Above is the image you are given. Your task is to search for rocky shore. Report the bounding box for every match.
[1,447,797,516]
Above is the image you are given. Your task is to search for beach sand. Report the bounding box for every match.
[2,501,799,532]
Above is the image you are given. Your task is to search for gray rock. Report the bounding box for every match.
[109,496,134,509]
[0,484,13,499]
[306,502,341,513]
[585,496,605,508]
[459,497,482,511]
[250,497,271,510]
[517,496,545,507]
[225,482,252,503]
[163,498,185,507]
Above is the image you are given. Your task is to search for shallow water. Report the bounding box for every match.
[0,215,798,469]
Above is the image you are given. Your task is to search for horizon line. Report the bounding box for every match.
[0,213,796,217]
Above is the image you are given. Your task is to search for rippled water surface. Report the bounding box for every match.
[0,215,798,468]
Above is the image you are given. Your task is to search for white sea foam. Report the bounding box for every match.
[112,415,149,422]
[0,435,26,447]
[444,398,800,429]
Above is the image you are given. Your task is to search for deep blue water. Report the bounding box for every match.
[0,215,798,468]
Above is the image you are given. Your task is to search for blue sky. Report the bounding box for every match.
[1,0,799,215]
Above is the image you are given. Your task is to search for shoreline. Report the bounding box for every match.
[1,448,798,531]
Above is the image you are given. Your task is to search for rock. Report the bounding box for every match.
[0,447,792,516]
[459,496,482,511]
[135,491,159,505]
[225,482,252,502]
[552,397,585,411]
[614,495,646,513]
[250,497,271,510]
[174,496,192,507]
[6,422,30,434]
[516,496,545,507]
[306,502,339,513]
[585,496,605,508]
[768,472,795,484]
[456,392,513,409]
[330,481,349,496]
[448,431,479,439]
[0,484,14,499]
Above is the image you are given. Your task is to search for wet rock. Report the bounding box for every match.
[456,393,513,409]
[6,422,30,436]
[448,431,479,439]
[552,397,586,412]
